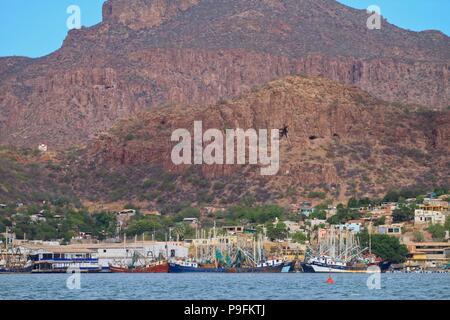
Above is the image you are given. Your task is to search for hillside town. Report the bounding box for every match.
[1,188,449,273]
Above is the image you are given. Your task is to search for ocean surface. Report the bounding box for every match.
[1,273,449,300]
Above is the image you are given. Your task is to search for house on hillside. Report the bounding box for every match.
[116,209,136,231]
[414,210,447,225]
[414,201,448,225]
[377,224,402,236]
[299,202,313,216]
[30,214,47,223]
[183,218,200,228]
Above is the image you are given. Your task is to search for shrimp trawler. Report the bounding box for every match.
[0,229,32,273]
[169,232,295,273]
[109,250,169,273]
[0,250,32,273]
[301,226,387,273]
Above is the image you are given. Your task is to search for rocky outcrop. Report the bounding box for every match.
[0,0,449,149]
[81,76,449,202]
[102,0,200,29]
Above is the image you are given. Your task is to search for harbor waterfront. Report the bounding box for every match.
[0,273,449,300]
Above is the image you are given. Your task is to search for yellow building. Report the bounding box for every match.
[406,242,450,269]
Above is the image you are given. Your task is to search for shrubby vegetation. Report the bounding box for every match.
[327,204,360,225]
[291,231,307,243]
[265,221,288,241]
[427,217,450,241]
[359,232,409,263]
[392,203,416,222]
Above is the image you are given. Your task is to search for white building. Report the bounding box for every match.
[337,222,362,233]
[414,209,446,225]
[30,214,47,223]
[377,224,402,236]
[93,242,189,269]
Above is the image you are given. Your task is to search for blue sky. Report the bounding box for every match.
[0,0,449,58]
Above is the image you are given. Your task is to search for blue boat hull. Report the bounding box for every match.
[168,263,227,273]
[169,261,295,273]
[0,266,32,274]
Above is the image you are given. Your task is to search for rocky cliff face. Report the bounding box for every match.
[74,76,449,204]
[102,0,200,29]
[0,0,449,149]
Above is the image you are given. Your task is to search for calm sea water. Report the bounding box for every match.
[0,273,449,300]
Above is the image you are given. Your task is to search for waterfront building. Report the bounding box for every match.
[28,247,101,273]
[405,241,450,270]
[17,241,189,270]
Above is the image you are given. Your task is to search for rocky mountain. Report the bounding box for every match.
[67,76,449,206]
[0,0,449,148]
[0,75,448,207]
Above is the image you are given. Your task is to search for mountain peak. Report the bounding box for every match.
[0,0,449,149]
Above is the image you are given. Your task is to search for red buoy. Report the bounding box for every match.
[326,276,335,284]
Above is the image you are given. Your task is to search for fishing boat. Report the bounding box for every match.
[226,259,295,273]
[301,226,388,273]
[0,231,32,273]
[0,259,33,273]
[109,250,169,273]
[109,261,169,273]
[1,251,33,273]
[169,233,295,273]
[301,256,370,273]
[168,260,227,273]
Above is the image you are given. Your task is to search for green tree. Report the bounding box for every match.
[392,204,415,222]
[373,216,386,226]
[359,232,409,263]
[291,231,307,243]
[427,224,446,240]
[125,217,162,236]
[92,212,117,239]
[383,190,400,202]
[444,216,450,231]
[266,221,288,241]
[174,207,201,223]
[347,197,359,208]
[327,204,359,225]
[309,210,326,220]
[413,231,424,242]
[173,223,195,240]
